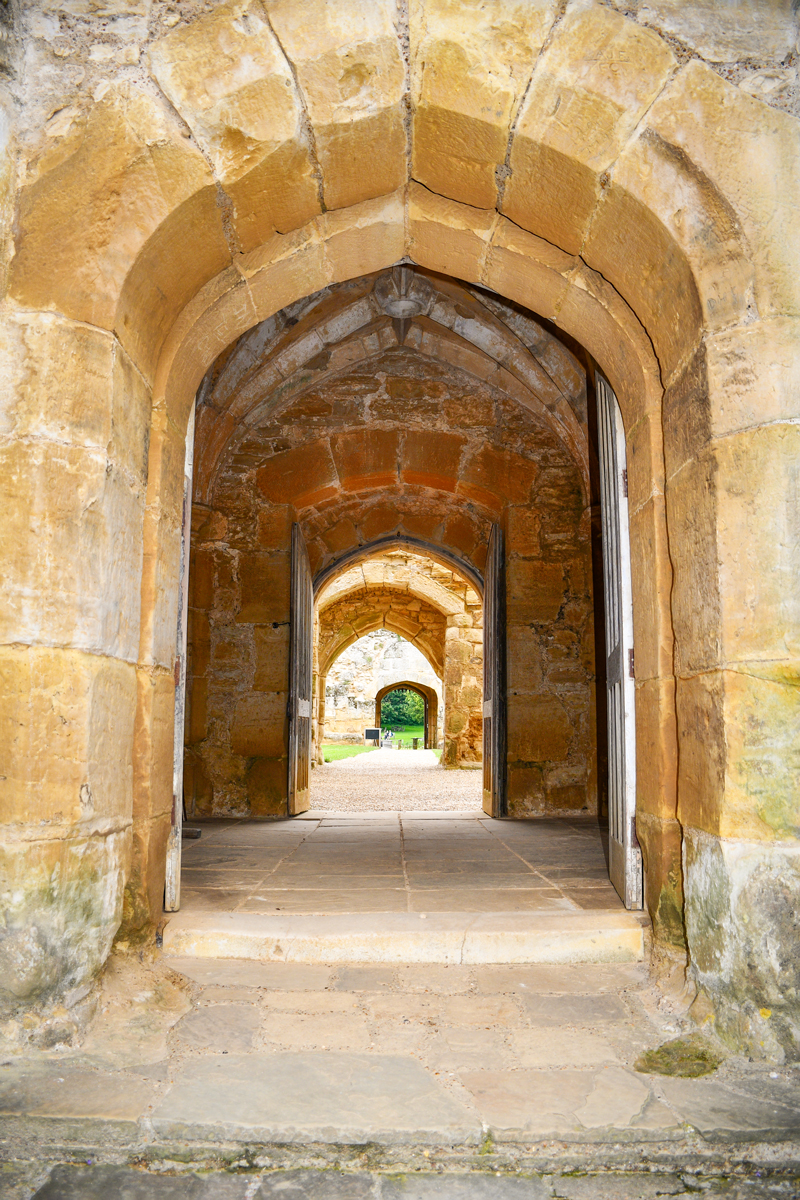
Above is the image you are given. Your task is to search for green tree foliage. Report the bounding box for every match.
[380,688,425,727]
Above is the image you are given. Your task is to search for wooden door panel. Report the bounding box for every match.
[597,375,642,910]
[288,523,313,815]
[482,523,506,818]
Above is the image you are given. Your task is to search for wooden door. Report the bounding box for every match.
[288,523,313,815]
[596,374,642,909]
[482,523,507,817]
[164,405,195,912]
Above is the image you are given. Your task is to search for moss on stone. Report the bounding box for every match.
[634,1034,724,1078]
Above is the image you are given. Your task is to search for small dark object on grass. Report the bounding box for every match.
[635,1033,724,1077]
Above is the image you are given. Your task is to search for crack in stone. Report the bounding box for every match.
[259,1,327,215]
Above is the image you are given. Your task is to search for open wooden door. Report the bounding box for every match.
[164,405,195,912]
[288,523,313,815]
[482,523,507,817]
[596,374,643,909]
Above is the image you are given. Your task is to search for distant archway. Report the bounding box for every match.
[375,681,438,751]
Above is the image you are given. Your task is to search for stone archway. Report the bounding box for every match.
[375,681,438,752]
[4,1,798,1056]
[312,544,483,770]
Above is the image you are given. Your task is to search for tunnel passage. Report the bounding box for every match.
[182,268,597,822]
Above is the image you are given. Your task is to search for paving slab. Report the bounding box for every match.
[260,1011,373,1051]
[334,965,399,990]
[520,993,630,1025]
[544,1174,687,1199]
[0,1062,154,1123]
[658,1076,800,1141]
[380,1176,551,1198]
[459,1068,681,1142]
[31,1164,251,1198]
[151,1052,477,1144]
[509,1028,620,1067]
[174,1003,260,1051]
[240,889,410,914]
[15,1166,800,1200]
[164,958,333,989]
[473,963,645,994]
[255,1171,376,1198]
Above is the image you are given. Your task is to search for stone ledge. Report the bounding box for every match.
[161,910,645,965]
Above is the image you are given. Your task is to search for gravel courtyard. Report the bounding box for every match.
[311,748,483,811]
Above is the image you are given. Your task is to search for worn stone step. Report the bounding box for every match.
[161,910,644,965]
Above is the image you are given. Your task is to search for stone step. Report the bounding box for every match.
[161,909,645,964]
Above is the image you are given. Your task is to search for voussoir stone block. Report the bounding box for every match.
[505,4,675,255]
[266,0,406,211]
[10,86,214,329]
[638,59,800,321]
[149,1,321,252]
[148,1,306,187]
[410,0,557,209]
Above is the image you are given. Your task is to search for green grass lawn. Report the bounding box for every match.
[382,724,424,740]
[322,744,377,763]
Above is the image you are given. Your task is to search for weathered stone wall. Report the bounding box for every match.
[1,0,797,1058]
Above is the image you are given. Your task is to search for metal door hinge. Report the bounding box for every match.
[628,649,635,679]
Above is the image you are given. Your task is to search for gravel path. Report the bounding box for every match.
[311,748,483,811]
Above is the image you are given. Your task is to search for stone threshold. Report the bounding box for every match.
[161,909,645,964]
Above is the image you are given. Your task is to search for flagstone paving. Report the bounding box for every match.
[3,815,799,1196]
[176,814,626,918]
[2,951,799,1197]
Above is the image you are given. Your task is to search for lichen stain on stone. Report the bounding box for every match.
[685,828,800,1061]
[0,831,128,1019]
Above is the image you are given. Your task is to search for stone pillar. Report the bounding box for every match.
[442,615,483,767]
[0,308,148,1016]
[665,329,800,1060]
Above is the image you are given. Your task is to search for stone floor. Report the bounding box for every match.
[3,816,799,1196]
[177,813,624,916]
[2,951,800,1196]
[164,813,643,965]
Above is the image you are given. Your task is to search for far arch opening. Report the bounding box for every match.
[376,681,438,751]
[313,543,484,778]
